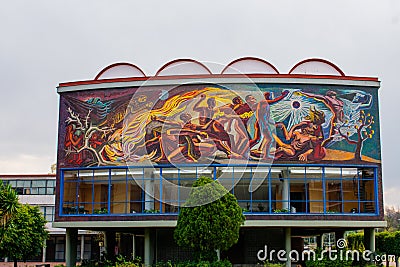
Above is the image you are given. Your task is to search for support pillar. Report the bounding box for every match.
[144,228,154,267]
[105,231,116,262]
[42,245,46,263]
[132,234,136,259]
[80,234,85,261]
[66,228,78,267]
[315,234,321,249]
[145,175,154,211]
[285,227,291,267]
[364,228,375,252]
[282,180,289,210]
[281,170,290,210]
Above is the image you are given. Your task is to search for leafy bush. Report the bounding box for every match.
[93,208,108,214]
[347,232,365,251]
[114,254,141,267]
[273,208,289,213]
[304,248,352,267]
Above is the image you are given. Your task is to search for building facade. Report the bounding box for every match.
[0,174,98,264]
[53,58,386,266]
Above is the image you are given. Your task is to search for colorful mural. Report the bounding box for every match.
[59,84,380,167]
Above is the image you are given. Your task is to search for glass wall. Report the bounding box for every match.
[4,179,55,195]
[59,165,378,216]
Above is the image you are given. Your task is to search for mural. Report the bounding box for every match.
[59,84,380,167]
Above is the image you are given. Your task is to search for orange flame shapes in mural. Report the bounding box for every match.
[121,87,235,161]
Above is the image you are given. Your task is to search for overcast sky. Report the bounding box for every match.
[0,0,399,207]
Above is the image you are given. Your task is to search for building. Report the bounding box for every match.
[0,174,98,264]
[53,58,386,266]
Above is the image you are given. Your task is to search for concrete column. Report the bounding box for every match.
[144,228,154,267]
[105,231,116,262]
[364,228,375,252]
[101,231,106,261]
[285,227,291,267]
[80,234,85,260]
[66,228,78,267]
[42,245,46,262]
[132,234,136,259]
[145,179,154,211]
[281,170,290,210]
[282,179,289,210]
[316,234,323,249]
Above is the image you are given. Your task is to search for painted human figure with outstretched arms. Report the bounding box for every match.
[241,90,289,160]
[297,90,344,136]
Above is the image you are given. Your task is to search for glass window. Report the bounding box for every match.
[58,165,378,216]
[46,187,55,194]
[47,180,56,187]
[130,180,143,213]
[325,179,342,213]
[233,169,252,211]
[252,192,269,213]
[111,178,128,214]
[306,168,323,213]
[64,170,79,181]
[55,236,65,261]
[17,180,26,187]
[38,206,54,221]
[32,180,46,187]
[38,188,46,195]
[83,236,92,260]
[92,169,109,214]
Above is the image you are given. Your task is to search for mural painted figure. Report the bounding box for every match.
[274,106,326,162]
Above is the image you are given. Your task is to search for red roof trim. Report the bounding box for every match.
[94,62,146,80]
[289,58,346,76]
[221,57,280,74]
[58,73,378,88]
[155,58,212,76]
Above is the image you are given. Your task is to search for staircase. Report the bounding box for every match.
[353,171,375,213]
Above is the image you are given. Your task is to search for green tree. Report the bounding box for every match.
[174,176,245,262]
[384,207,400,231]
[0,204,49,267]
[348,231,400,266]
[0,181,20,243]
[347,232,365,251]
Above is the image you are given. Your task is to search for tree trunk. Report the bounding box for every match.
[354,140,363,162]
[13,259,17,267]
